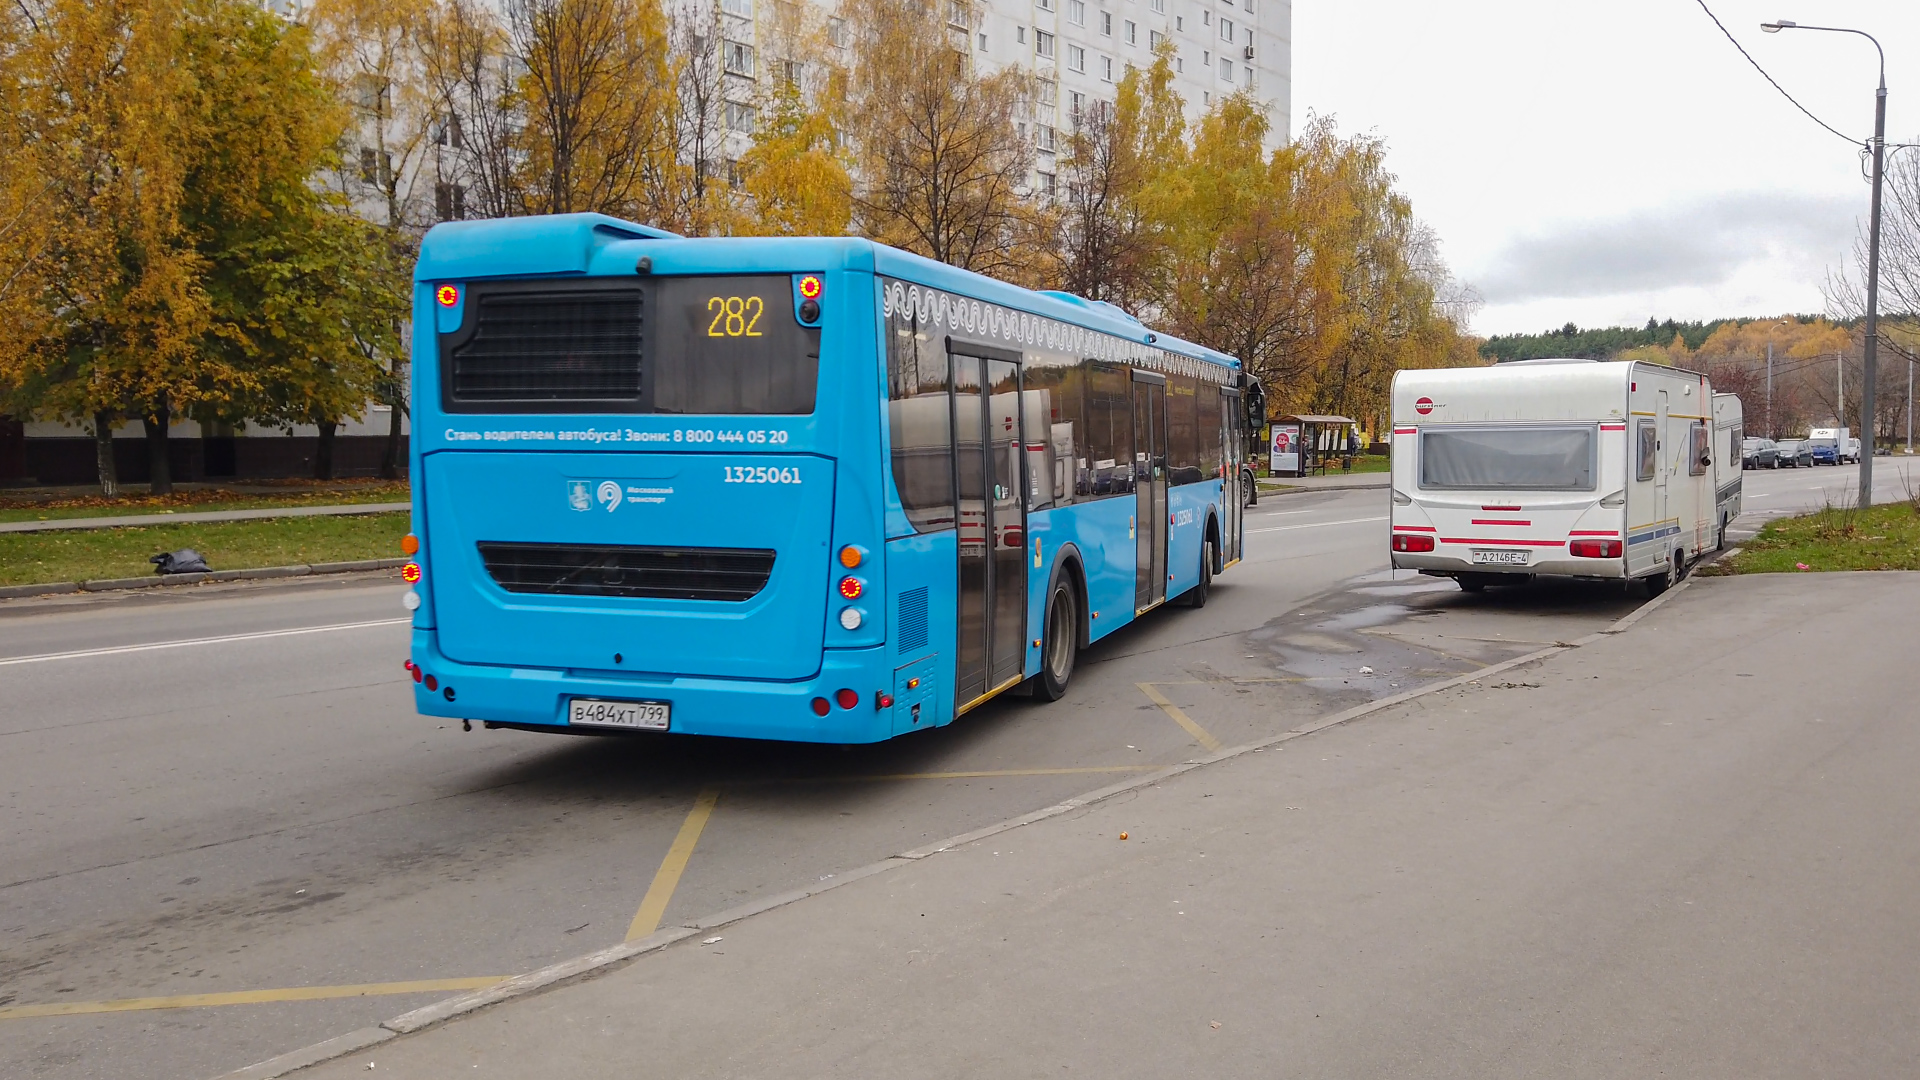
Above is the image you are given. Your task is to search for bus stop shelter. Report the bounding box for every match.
[1269,414,1360,477]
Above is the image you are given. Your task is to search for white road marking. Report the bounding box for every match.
[1248,516,1389,534]
[0,618,412,667]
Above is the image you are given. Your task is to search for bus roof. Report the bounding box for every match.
[416,212,1240,372]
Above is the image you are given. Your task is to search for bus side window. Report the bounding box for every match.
[1167,372,1200,485]
[887,314,955,533]
[1637,420,1657,482]
[1085,361,1133,495]
[1197,380,1221,480]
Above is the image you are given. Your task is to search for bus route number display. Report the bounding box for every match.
[706,295,765,338]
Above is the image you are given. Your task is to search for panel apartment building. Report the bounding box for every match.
[0,0,1289,486]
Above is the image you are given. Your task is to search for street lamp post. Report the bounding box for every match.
[1763,19,1887,504]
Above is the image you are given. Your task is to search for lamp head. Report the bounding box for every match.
[1760,20,1795,33]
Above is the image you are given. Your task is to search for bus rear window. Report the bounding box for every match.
[1420,426,1595,491]
[443,275,819,414]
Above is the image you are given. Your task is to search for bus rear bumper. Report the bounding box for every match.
[404,631,899,744]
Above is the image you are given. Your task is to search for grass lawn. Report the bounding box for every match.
[1706,502,1920,575]
[0,512,411,586]
[0,480,410,524]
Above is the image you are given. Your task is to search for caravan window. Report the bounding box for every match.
[1689,422,1710,476]
[1419,426,1596,491]
[1637,421,1657,481]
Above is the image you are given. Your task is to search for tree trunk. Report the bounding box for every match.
[93,410,120,498]
[314,420,337,480]
[380,362,405,480]
[143,400,171,495]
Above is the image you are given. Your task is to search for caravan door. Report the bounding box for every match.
[1656,390,1671,554]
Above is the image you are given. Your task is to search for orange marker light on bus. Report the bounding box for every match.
[436,285,460,307]
[798,275,823,299]
[402,562,422,583]
[838,545,863,569]
[401,533,419,555]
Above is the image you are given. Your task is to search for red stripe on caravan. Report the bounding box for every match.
[1393,525,1437,532]
[1470,519,1531,526]
[1393,427,1417,434]
[1438,538,1567,547]
[1480,505,1522,511]
[1600,424,1627,430]
[1568,530,1620,537]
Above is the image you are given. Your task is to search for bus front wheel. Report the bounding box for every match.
[1034,578,1079,701]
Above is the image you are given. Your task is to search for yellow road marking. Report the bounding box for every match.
[0,977,506,1021]
[1137,682,1223,752]
[627,786,721,941]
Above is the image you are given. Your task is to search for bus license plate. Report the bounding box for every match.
[1471,549,1531,566]
[569,698,671,731]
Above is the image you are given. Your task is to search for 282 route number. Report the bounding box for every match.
[706,296,764,338]
[724,465,802,484]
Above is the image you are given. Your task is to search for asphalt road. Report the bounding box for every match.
[0,465,1893,1080]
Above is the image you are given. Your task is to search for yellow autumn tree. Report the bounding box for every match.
[738,75,852,235]
[840,0,1050,281]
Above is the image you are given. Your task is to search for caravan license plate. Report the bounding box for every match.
[569,698,671,731]
[1471,549,1531,566]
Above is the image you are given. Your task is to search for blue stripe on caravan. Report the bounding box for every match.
[1627,523,1681,546]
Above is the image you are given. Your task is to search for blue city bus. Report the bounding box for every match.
[401,212,1254,743]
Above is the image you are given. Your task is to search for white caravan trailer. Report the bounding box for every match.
[1390,359,1721,593]
[1712,392,1743,546]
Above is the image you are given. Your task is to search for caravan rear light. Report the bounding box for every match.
[1392,533,1435,553]
[1570,539,1623,559]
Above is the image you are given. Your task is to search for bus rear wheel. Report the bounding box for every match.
[1034,579,1079,701]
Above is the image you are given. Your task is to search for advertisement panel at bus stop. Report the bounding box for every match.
[1270,423,1301,474]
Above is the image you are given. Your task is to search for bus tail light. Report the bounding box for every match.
[838,576,863,600]
[835,688,860,710]
[424,674,439,691]
[838,545,864,569]
[1392,533,1435,553]
[876,692,895,709]
[1570,539,1623,559]
[810,697,830,717]
[412,665,423,683]
[402,562,422,583]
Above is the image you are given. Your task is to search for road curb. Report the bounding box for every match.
[0,501,410,534]
[1258,481,1390,496]
[210,572,1693,1080]
[0,560,407,601]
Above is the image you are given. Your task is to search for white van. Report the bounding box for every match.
[1390,359,1721,594]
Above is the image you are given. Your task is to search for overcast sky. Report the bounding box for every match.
[1292,0,1920,337]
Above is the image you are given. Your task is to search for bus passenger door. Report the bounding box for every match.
[950,348,1028,711]
[1221,387,1244,564]
[1132,371,1168,611]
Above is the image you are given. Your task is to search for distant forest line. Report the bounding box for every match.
[1479,317,1850,363]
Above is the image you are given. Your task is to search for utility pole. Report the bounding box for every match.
[1766,341,1774,438]
[1837,351,1844,425]
[1907,359,1913,454]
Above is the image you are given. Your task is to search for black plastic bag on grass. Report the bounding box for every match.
[150,549,212,575]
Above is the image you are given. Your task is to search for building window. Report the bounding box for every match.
[433,115,464,148]
[1069,90,1085,120]
[1219,56,1231,80]
[947,0,969,25]
[1101,54,1113,80]
[435,182,466,221]
[724,40,754,76]
[1244,65,1254,85]
[1068,0,1084,24]
[1202,49,1209,64]
[1123,19,1136,44]
[1099,10,1111,34]
[1149,29,1163,48]
[1150,0,1163,10]
[1245,0,1253,12]
[979,31,988,50]
[1035,29,1054,56]
[1219,17,1233,39]
[725,101,758,133]
[1175,15,1182,30]
[1017,25,1026,43]
[1037,171,1056,196]
[1036,124,1056,152]
[1036,0,1052,10]
[721,0,751,15]
[1202,9,1210,24]
[828,17,848,48]
[359,147,392,185]
[1067,43,1085,71]
[1037,77,1056,106]
[1175,56,1183,72]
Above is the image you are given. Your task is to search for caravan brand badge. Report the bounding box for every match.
[1415,397,1435,415]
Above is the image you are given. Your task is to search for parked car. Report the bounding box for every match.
[1845,437,1862,462]
[1741,437,1778,469]
[1774,439,1815,467]
[1806,437,1841,465]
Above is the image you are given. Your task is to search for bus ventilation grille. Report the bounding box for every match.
[476,542,774,602]
[450,290,643,403]
[897,586,929,651]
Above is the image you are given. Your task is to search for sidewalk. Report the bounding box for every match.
[281,573,1920,1080]
[1261,470,1390,493]
[0,502,408,534]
